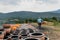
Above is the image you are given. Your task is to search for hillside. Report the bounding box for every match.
[0,11,60,19]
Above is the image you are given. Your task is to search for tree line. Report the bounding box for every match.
[5,17,60,24]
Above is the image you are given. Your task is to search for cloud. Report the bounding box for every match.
[39,0,58,4]
[0,0,60,13]
[0,0,20,5]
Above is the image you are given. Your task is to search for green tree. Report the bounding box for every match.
[43,18,49,21]
[51,17,57,21]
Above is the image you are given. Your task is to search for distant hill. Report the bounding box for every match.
[52,9,60,13]
[0,10,60,20]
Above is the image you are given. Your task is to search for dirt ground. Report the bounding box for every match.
[31,23,60,40]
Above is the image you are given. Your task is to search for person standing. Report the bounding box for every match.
[37,17,43,29]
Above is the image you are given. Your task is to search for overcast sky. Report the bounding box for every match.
[0,0,60,13]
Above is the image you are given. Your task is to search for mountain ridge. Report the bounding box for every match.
[0,10,60,20]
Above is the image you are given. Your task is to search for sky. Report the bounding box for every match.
[0,0,60,13]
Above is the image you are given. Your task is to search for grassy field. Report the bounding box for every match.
[31,22,60,40]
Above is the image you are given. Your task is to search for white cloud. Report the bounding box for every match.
[0,0,60,13]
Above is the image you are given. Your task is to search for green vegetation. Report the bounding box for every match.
[43,17,60,26]
[2,17,60,26]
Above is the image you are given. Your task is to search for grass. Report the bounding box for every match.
[31,22,60,40]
